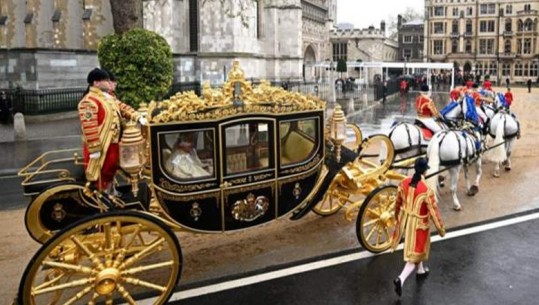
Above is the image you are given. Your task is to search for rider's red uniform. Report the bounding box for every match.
[505,91,513,106]
[483,80,492,90]
[415,94,439,117]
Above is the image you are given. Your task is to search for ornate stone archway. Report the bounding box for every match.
[303,44,317,81]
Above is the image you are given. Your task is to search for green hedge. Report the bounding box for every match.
[97,28,173,108]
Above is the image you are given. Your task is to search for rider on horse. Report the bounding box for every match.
[415,84,443,137]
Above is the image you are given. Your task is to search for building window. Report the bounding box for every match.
[502,63,511,76]
[452,20,459,33]
[524,38,532,54]
[505,18,512,31]
[480,4,487,15]
[452,40,458,53]
[524,18,533,31]
[479,20,495,32]
[531,62,538,77]
[517,39,522,54]
[504,39,512,53]
[332,43,347,61]
[524,63,529,76]
[403,35,413,43]
[515,62,522,76]
[403,49,412,59]
[479,39,494,54]
[434,6,445,16]
[453,8,459,17]
[524,4,531,12]
[433,40,444,54]
[189,0,199,52]
[465,40,472,52]
[476,63,483,75]
[488,3,496,14]
[467,7,473,16]
[466,19,473,32]
[489,62,497,75]
[506,5,512,15]
[419,35,424,43]
[434,22,444,34]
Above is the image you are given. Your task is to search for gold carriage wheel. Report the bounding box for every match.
[25,184,93,244]
[312,187,349,216]
[18,211,182,305]
[356,134,395,176]
[356,185,398,253]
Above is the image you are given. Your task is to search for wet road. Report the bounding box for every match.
[168,209,539,305]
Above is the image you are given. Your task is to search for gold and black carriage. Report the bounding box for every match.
[15,62,407,305]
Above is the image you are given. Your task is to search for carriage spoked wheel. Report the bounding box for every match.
[312,186,350,216]
[356,185,398,253]
[356,134,395,175]
[18,211,182,305]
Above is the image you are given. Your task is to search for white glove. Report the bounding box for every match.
[138,116,147,125]
[90,152,101,159]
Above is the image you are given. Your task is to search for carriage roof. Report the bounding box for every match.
[146,61,326,124]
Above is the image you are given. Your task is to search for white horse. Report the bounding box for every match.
[426,128,483,211]
[484,110,520,177]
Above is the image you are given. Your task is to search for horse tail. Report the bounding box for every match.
[426,133,442,199]
[488,115,507,163]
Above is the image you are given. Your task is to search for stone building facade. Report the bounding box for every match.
[144,0,336,83]
[329,23,398,81]
[0,0,336,88]
[424,0,539,83]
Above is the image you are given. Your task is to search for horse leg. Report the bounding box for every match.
[504,139,515,171]
[450,166,462,211]
[493,161,501,178]
[464,165,474,196]
[471,157,482,195]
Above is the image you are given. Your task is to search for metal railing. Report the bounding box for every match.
[0,87,87,115]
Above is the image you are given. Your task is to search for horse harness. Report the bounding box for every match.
[436,129,480,167]
[389,122,425,155]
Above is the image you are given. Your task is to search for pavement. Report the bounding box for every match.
[0,111,81,176]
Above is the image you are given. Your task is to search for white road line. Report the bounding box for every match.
[137,211,539,304]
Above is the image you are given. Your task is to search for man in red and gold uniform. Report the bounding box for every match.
[416,84,443,134]
[505,87,513,108]
[483,78,492,91]
[391,158,446,297]
[78,68,140,192]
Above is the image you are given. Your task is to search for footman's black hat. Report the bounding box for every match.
[420,84,429,92]
[87,68,110,85]
[414,157,430,173]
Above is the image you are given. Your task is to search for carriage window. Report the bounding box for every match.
[280,118,317,166]
[224,122,270,174]
[160,130,215,181]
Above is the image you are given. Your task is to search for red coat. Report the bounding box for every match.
[505,91,513,106]
[391,177,445,263]
[415,94,439,117]
[466,80,474,89]
[483,80,492,90]
[78,87,138,190]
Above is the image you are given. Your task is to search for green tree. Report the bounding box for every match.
[336,59,347,78]
[98,28,173,108]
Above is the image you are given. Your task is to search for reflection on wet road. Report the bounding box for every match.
[344,90,450,137]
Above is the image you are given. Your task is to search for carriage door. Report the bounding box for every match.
[220,119,276,230]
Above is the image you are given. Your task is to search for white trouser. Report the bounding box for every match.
[417,117,442,134]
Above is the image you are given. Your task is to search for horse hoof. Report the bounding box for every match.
[453,205,462,211]
[505,166,511,171]
[493,171,500,178]
[467,185,479,196]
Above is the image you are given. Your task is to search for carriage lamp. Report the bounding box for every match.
[119,121,146,197]
[330,104,347,163]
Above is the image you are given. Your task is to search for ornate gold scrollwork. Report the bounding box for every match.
[159,178,215,192]
[281,155,322,174]
[292,183,302,199]
[232,193,269,222]
[147,61,325,124]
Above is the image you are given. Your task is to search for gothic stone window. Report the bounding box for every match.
[524,38,532,54]
[466,7,473,16]
[531,62,538,77]
[434,6,444,16]
[453,8,459,17]
[452,40,458,53]
[506,5,512,15]
[479,39,494,54]
[524,18,533,32]
[489,62,497,75]
[515,62,522,76]
[433,40,444,54]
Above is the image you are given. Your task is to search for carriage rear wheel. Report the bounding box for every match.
[356,185,398,253]
[18,211,182,305]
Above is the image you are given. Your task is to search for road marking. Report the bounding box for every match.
[132,210,539,304]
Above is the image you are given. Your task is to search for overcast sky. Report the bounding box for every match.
[336,0,425,29]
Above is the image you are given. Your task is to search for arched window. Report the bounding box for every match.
[518,19,523,31]
[524,18,533,31]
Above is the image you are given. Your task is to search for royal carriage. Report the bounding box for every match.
[15,61,410,305]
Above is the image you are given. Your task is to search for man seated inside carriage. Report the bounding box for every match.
[415,84,443,137]
[165,132,212,179]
